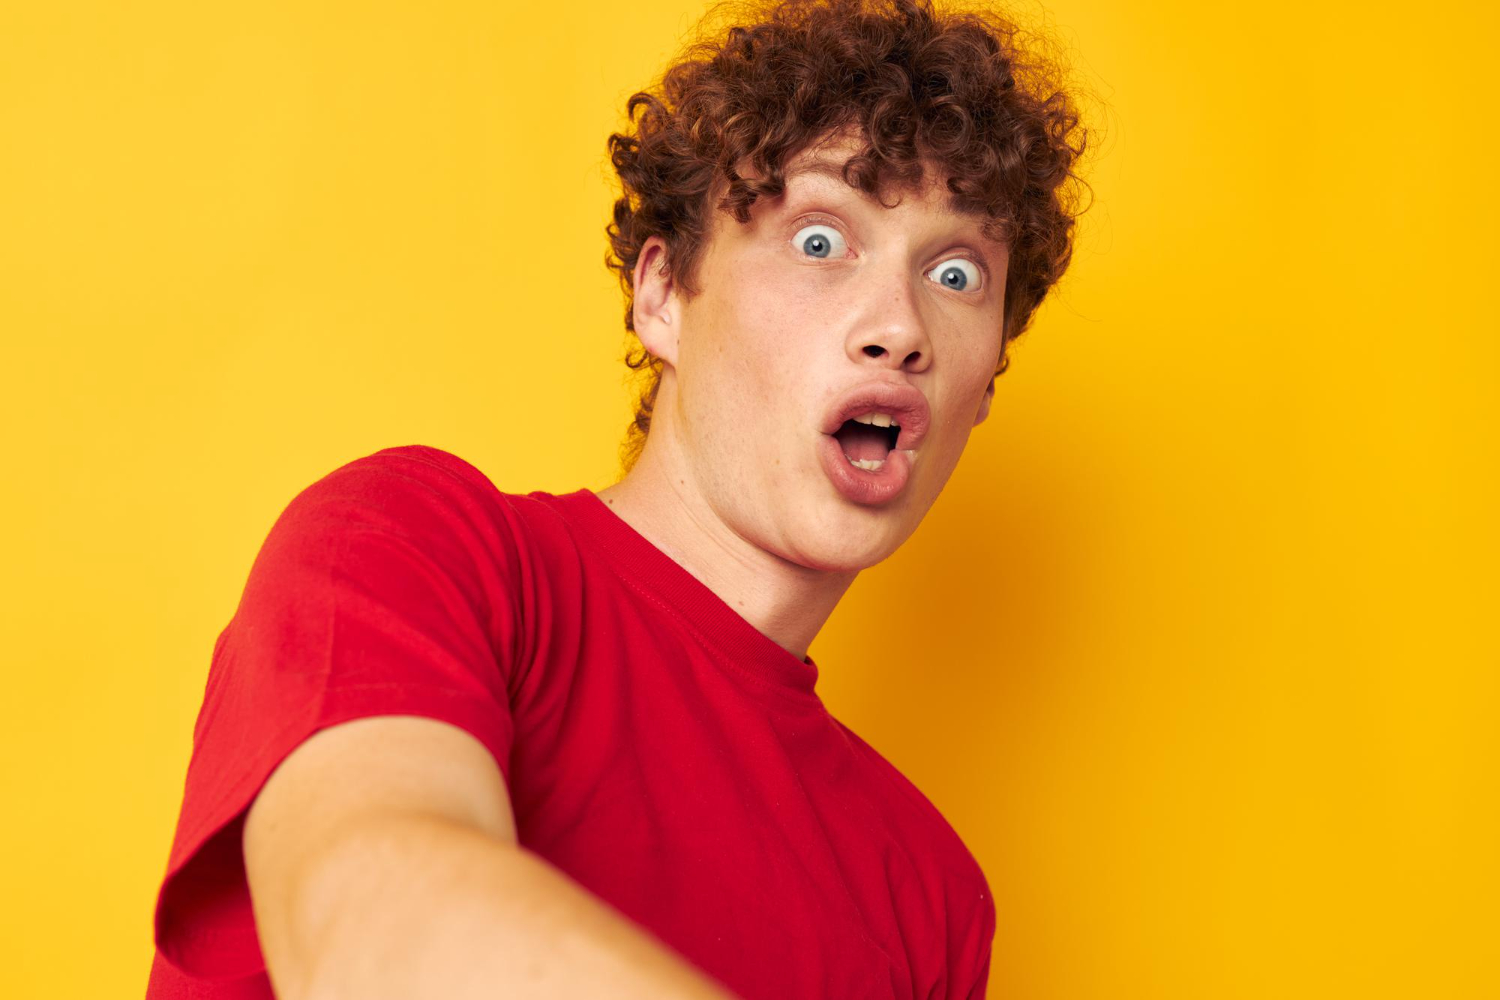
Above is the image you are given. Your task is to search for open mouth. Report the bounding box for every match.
[817,381,929,504]
[832,415,902,471]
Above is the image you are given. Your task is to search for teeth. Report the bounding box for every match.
[851,412,896,428]
[847,457,886,472]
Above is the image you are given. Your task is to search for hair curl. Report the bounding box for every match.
[605,0,1092,474]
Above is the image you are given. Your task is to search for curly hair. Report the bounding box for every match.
[605,0,1092,474]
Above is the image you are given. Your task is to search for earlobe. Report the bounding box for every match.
[973,377,996,426]
[632,237,679,367]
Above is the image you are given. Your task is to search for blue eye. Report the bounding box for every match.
[791,224,846,259]
[927,258,981,292]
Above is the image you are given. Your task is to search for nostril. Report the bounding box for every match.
[862,345,885,358]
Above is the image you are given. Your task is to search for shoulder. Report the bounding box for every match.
[241,444,582,623]
[833,717,998,954]
[832,716,992,891]
[286,444,513,516]
[268,444,566,552]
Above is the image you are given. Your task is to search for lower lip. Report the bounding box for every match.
[818,434,914,505]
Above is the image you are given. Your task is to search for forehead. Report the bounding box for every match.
[766,143,1004,246]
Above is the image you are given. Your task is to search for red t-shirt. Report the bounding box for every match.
[148,444,995,999]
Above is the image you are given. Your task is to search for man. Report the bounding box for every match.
[147,0,1085,996]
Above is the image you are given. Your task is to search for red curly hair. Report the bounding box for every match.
[605,0,1092,473]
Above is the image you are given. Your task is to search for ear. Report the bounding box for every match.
[973,375,996,426]
[632,236,679,368]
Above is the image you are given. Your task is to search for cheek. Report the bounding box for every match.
[963,351,999,396]
[951,318,1004,384]
[717,265,828,364]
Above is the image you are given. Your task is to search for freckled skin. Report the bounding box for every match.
[677,137,1004,567]
[596,131,1008,657]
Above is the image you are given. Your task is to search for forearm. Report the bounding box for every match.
[276,813,737,1000]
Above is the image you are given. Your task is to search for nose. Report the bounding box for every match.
[848,271,933,374]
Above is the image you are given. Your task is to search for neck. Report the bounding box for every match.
[594,423,857,663]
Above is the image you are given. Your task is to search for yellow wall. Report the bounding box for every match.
[2,1,1494,996]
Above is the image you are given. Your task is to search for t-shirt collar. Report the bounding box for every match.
[539,489,823,701]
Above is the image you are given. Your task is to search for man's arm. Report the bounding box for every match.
[243,714,737,1000]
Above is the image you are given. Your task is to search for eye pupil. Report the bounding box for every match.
[803,234,829,257]
[942,266,966,290]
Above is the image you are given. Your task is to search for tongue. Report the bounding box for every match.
[833,421,892,462]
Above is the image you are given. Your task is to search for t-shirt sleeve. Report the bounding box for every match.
[152,446,530,982]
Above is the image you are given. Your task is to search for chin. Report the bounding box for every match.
[786,505,911,572]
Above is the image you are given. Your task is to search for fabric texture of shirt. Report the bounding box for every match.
[147,444,995,999]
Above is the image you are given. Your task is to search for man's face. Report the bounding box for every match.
[642,133,1008,572]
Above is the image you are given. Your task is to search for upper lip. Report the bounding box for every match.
[821,380,931,452]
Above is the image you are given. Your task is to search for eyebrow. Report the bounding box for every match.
[783,159,854,185]
[781,158,1005,251]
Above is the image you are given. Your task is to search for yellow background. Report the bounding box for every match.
[2,1,1495,996]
